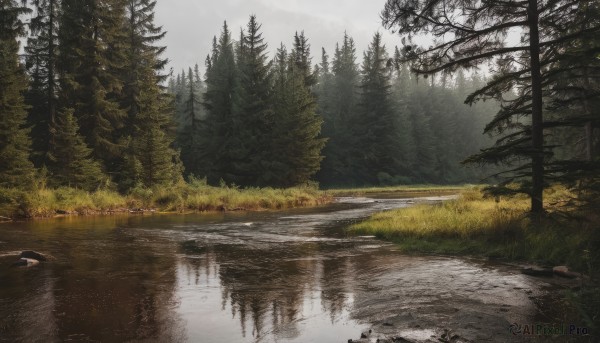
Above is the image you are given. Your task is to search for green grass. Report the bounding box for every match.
[348,186,599,270]
[328,184,469,196]
[348,185,600,329]
[0,179,331,218]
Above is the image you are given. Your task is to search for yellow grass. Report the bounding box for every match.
[0,180,331,218]
[348,186,598,270]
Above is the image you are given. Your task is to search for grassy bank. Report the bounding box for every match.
[348,186,600,329]
[329,184,468,196]
[348,186,599,270]
[0,180,331,219]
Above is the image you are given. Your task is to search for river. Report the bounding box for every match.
[0,195,587,342]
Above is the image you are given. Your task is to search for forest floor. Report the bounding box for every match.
[347,185,600,332]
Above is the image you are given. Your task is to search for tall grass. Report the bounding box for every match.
[329,184,468,196]
[0,179,331,219]
[348,186,599,270]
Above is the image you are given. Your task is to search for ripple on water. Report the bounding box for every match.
[0,195,581,343]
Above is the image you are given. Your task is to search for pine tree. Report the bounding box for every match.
[317,33,360,186]
[132,81,181,187]
[271,45,326,187]
[178,67,203,174]
[48,109,104,190]
[390,56,417,182]
[57,0,127,175]
[228,15,273,186]
[290,31,316,88]
[122,0,181,188]
[24,0,60,167]
[382,0,600,212]
[201,22,237,184]
[0,1,35,188]
[353,33,399,185]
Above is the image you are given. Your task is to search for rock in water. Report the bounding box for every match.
[521,267,553,277]
[12,258,40,267]
[20,250,47,261]
[553,266,580,279]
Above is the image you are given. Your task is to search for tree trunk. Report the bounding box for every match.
[585,122,593,161]
[528,0,544,213]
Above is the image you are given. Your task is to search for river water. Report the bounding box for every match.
[0,195,586,342]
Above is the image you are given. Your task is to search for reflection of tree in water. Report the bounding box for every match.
[320,256,354,321]
[178,240,359,341]
[50,225,183,342]
[0,264,58,342]
[219,243,315,340]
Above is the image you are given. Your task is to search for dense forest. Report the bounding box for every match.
[1,0,599,206]
[169,29,499,187]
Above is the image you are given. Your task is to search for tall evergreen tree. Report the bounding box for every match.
[228,15,273,186]
[353,32,399,185]
[390,56,417,182]
[178,66,203,174]
[122,0,167,124]
[542,4,600,201]
[122,0,181,188]
[57,0,127,175]
[24,0,60,166]
[131,78,181,187]
[382,0,600,213]
[0,1,35,188]
[48,109,104,190]
[271,45,326,187]
[201,22,237,184]
[290,31,316,88]
[317,33,361,186]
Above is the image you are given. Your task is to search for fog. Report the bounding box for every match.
[154,0,399,73]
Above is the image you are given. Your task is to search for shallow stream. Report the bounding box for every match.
[0,195,586,342]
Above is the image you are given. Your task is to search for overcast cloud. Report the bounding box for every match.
[154,0,399,75]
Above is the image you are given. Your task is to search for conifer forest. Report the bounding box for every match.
[0,0,599,209]
[1,1,600,342]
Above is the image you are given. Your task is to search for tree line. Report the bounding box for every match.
[169,27,499,188]
[1,0,180,192]
[0,0,502,192]
[5,0,595,201]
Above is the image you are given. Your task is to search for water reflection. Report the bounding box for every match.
[0,217,184,342]
[177,239,365,343]
[0,196,561,343]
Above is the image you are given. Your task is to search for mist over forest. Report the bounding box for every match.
[0,0,598,204]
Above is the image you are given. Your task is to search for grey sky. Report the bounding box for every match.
[154,0,399,76]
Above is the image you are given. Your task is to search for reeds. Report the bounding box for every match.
[0,179,331,218]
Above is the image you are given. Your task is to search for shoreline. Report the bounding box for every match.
[346,186,599,332]
[0,184,333,221]
[0,184,464,222]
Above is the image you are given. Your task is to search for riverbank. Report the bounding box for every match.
[0,181,331,219]
[328,184,467,197]
[3,192,587,343]
[347,185,600,331]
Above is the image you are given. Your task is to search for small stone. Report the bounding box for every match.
[20,250,47,261]
[553,266,580,278]
[12,258,39,267]
[521,267,553,277]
